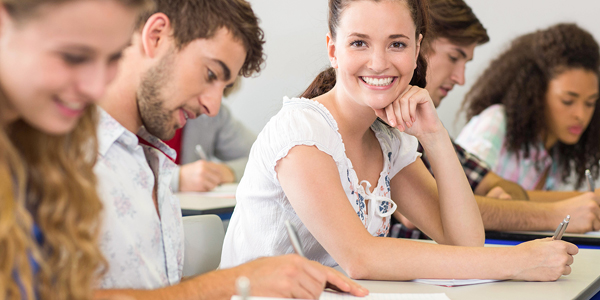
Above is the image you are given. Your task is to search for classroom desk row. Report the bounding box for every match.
[339,244,600,300]
[177,185,600,299]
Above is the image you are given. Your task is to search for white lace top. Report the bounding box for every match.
[220,97,420,268]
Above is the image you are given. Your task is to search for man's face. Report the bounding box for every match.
[137,27,246,140]
[425,38,477,107]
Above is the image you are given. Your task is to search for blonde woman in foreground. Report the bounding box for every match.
[0,0,151,299]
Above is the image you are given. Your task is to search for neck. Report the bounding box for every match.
[99,52,143,134]
[543,131,558,150]
[319,86,378,142]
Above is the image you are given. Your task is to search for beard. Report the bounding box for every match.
[136,51,177,140]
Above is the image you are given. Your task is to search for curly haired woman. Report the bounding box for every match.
[0,0,151,299]
[457,23,600,192]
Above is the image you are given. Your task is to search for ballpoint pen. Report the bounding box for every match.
[195,144,208,160]
[285,220,305,257]
[586,169,595,192]
[552,215,570,240]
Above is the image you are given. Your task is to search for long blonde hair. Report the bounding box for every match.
[0,0,153,299]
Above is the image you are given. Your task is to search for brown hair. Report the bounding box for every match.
[301,0,429,99]
[0,0,152,299]
[421,0,489,55]
[137,0,265,77]
[461,23,600,188]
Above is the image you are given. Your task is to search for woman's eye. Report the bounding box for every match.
[62,53,88,65]
[449,55,458,63]
[561,100,574,106]
[390,42,406,49]
[585,101,596,108]
[350,40,366,47]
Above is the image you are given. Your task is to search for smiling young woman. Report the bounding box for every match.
[221,0,578,283]
[0,0,151,299]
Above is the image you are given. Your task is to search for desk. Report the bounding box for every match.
[342,246,600,300]
[177,183,237,216]
[486,230,600,247]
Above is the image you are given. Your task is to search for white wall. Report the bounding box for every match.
[225,0,600,138]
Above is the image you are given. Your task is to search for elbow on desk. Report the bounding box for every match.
[339,260,372,280]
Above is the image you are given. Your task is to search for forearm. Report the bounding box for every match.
[475,195,556,231]
[94,268,240,300]
[474,172,528,200]
[527,190,583,202]
[350,238,513,280]
[419,130,484,246]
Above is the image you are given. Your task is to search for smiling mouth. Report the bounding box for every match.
[360,76,396,87]
[55,96,85,111]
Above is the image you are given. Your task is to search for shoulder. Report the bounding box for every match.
[253,97,347,166]
[478,104,506,122]
[265,97,340,140]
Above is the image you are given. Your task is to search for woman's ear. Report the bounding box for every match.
[140,12,171,59]
[415,33,423,70]
[327,33,338,69]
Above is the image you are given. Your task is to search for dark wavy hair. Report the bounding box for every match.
[422,0,489,55]
[301,0,429,99]
[461,23,600,188]
[137,0,265,77]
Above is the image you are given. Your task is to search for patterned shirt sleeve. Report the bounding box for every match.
[418,141,491,191]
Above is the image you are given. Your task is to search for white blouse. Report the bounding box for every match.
[221,97,420,268]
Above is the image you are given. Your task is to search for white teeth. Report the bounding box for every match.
[183,111,189,119]
[362,76,394,87]
[57,99,84,110]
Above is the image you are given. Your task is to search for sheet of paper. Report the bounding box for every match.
[412,278,500,287]
[231,291,451,300]
[187,183,237,198]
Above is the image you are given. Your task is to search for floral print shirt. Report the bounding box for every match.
[95,108,184,289]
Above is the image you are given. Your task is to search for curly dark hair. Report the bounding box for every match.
[461,23,600,188]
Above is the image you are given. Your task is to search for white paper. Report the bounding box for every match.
[231,291,451,300]
[412,278,499,287]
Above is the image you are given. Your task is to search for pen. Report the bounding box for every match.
[195,144,208,160]
[284,220,305,257]
[236,276,250,300]
[586,169,595,192]
[552,215,570,240]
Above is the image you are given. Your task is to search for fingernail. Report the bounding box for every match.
[412,117,416,123]
[390,120,396,127]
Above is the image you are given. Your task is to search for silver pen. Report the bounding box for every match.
[284,220,305,257]
[552,215,570,240]
[195,144,208,160]
[586,169,595,192]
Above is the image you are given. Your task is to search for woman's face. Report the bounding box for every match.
[327,0,420,110]
[0,1,138,134]
[544,68,599,147]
